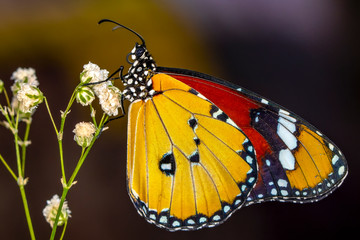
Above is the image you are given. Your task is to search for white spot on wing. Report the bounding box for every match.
[278,117,296,133]
[338,166,345,176]
[279,149,296,170]
[159,216,168,224]
[197,93,207,100]
[160,163,172,171]
[279,109,296,122]
[277,179,288,187]
[277,123,297,150]
[332,155,339,165]
[261,99,269,105]
[226,118,238,129]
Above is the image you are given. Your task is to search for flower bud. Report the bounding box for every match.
[16,83,43,113]
[0,79,4,93]
[73,122,96,148]
[75,86,95,106]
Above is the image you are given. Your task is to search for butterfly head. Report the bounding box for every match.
[98,19,158,102]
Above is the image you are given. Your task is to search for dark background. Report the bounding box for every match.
[0,0,358,239]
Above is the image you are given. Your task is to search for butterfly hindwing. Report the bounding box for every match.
[127,73,257,230]
[158,67,348,205]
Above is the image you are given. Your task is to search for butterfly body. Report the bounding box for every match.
[103,23,348,231]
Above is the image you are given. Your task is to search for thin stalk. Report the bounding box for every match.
[0,154,18,181]
[21,120,31,175]
[58,140,66,185]
[44,97,59,135]
[19,185,36,240]
[57,89,77,184]
[3,88,11,107]
[14,113,36,240]
[59,220,68,240]
[14,113,22,180]
[90,105,97,128]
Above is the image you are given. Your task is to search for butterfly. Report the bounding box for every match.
[99,19,348,231]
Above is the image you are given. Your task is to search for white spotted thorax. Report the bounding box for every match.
[122,43,157,102]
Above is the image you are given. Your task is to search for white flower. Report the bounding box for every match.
[73,121,96,147]
[15,83,43,113]
[80,62,109,85]
[97,85,122,116]
[11,67,39,93]
[43,195,71,228]
[75,86,95,106]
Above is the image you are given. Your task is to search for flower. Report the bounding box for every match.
[97,85,122,116]
[8,67,43,117]
[75,86,95,106]
[80,62,109,85]
[73,121,96,147]
[11,67,39,94]
[43,195,71,228]
[15,83,43,113]
[11,67,39,86]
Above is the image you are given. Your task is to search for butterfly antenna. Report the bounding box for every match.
[98,19,146,47]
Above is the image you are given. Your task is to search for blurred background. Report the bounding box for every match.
[0,0,358,239]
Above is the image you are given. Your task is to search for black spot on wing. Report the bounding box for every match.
[159,152,176,176]
[188,88,199,95]
[189,151,200,163]
[188,117,198,129]
[210,104,229,122]
[210,105,219,115]
[194,137,200,146]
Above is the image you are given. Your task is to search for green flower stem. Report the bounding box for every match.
[57,87,78,184]
[14,112,36,240]
[90,105,97,128]
[44,97,59,135]
[19,184,36,240]
[3,87,11,107]
[59,220,68,240]
[21,120,31,175]
[50,114,108,240]
[0,154,17,181]
[0,105,15,130]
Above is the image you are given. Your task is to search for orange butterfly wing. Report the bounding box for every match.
[127,73,257,230]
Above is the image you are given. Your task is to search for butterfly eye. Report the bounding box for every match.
[135,46,145,58]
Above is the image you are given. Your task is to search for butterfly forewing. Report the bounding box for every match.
[126,73,257,230]
[158,67,348,205]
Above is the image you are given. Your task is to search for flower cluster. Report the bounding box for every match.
[76,62,122,116]
[9,67,43,116]
[42,195,71,228]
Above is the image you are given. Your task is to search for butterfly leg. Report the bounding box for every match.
[84,66,124,86]
[101,94,126,124]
